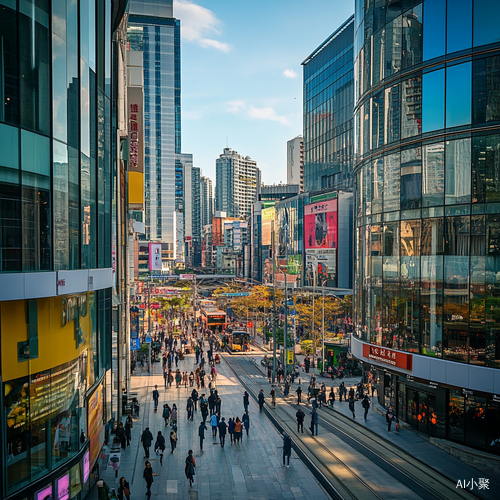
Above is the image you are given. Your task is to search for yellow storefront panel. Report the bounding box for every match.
[1,296,92,382]
[128,171,144,205]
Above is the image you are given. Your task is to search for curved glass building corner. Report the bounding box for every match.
[352,0,500,454]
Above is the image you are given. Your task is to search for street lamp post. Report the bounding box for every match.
[272,221,277,384]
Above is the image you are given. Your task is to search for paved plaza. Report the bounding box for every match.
[97,349,329,500]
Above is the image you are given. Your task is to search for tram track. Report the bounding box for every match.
[223,354,478,500]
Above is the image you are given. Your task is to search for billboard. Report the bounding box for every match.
[304,198,338,286]
[213,217,224,246]
[149,243,162,271]
[262,207,275,246]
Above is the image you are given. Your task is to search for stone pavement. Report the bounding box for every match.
[96,348,329,500]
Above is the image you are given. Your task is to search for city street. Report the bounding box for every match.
[97,346,329,500]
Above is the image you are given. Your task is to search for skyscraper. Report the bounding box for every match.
[215,148,260,218]
[287,135,304,191]
[191,166,201,266]
[302,16,354,192]
[200,175,214,227]
[128,0,181,264]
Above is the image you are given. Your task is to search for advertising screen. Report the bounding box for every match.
[88,384,104,468]
[261,207,275,246]
[149,243,162,271]
[304,198,338,285]
[83,450,90,483]
[36,485,53,500]
[57,473,70,500]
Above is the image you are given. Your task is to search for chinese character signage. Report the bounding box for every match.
[362,344,413,370]
[127,87,144,174]
[304,197,338,286]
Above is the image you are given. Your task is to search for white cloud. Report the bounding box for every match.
[283,69,298,79]
[174,0,231,52]
[226,100,246,113]
[248,106,290,125]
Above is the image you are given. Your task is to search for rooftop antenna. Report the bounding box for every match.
[226,136,228,148]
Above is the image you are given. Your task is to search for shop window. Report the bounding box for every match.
[449,390,466,443]
[4,376,30,492]
[465,396,487,450]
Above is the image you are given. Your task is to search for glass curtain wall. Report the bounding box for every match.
[353,0,500,369]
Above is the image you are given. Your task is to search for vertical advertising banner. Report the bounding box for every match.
[261,207,275,246]
[149,242,162,271]
[88,384,104,468]
[304,197,338,286]
[213,217,223,246]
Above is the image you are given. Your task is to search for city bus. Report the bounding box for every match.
[227,330,251,352]
[200,305,227,333]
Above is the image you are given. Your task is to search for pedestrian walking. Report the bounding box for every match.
[198,421,207,451]
[348,397,356,419]
[228,417,235,443]
[97,480,110,500]
[186,397,194,421]
[171,404,178,428]
[242,411,250,436]
[362,394,371,420]
[296,408,305,433]
[201,397,209,424]
[283,433,292,467]
[169,430,177,453]
[296,386,302,404]
[191,388,199,411]
[152,385,159,411]
[215,393,222,415]
[218,417,227,447]
[185,450,196,488]
[118,477,131,500]
[328,388,335,408]
[310,408,318,436]
[183,371,188,388]
[210,413,218,438]
[189,371,194,387]
[143,461,157,497]
[141,427,153,459]
[243,391,249,413]
[116,422,126,449]
[258,389,265,411]
[386,405,395,431]
[234,417,242,443]
[162,404,171,426]
[154,431,166,466]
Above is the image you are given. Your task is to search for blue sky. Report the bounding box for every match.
[175,0,354,185]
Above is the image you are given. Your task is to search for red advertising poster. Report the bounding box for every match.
[304,198,338,286]
[213,217,223,246]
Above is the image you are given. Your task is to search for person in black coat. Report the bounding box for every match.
[118,476,130,500]
[258,389,265,412]
[296,408,305,433]
[310,409,318,436]
[116,422,126,449]
[124,419,132,446]
[143,461,156,497]
[191,388,199,411]
[348,397,356,419]
[218,417,228,448]
[198,421,207,451]
[243,391,250,412]
[283,433,292,467]
[154,431,166,466]
[141,427,154,458]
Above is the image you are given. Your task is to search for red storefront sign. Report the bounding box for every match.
[362,344,413,370]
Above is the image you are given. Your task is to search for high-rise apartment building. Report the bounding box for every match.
[215,148,260,218]
[302,17,354,192]
[287,135,304,192]
[353,0,500,456]
[191,167,202,266]
[0,1,127,498]
[200,175,214,227]
[128,0,181,264]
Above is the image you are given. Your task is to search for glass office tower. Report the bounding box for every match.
[302,16,354,192]
[353,0,500,454]
[128,0,181,263]
[0,0,118,498]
